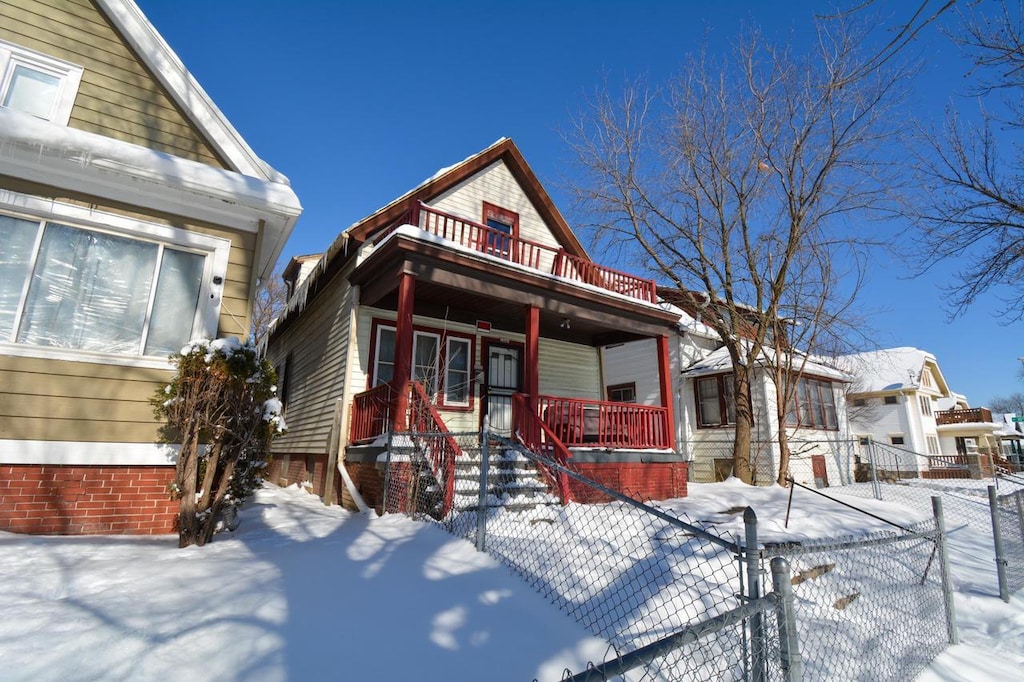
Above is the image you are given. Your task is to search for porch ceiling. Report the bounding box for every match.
[351,235,677,345]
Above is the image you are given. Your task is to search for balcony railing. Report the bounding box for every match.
[535,395,671,450]
[382,202,657,304]
[935,407,993,426]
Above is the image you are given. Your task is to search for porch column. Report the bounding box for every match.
[391,273,416,431]
[657,334,677,451]
[525,305,540,410]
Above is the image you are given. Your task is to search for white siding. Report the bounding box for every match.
[538,338,601,399]
[601,338,660,405]
[269,272,353,455]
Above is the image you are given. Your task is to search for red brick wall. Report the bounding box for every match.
[0,465,178,535]
[570,462,689,502]
[266,454,333,498]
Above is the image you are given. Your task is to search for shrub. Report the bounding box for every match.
[154,337,284,547]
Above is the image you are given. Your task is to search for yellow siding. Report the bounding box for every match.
[428,160,563,272]
[538,338,602,400]
[0,0,226,166]
[270,272,354,456]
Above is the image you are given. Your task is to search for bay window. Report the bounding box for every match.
[0,199,225,363]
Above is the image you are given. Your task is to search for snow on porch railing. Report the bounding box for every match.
[382,201,657,304]
[537,395,671,450]
[349,383,393,444]
[511,393,572,504]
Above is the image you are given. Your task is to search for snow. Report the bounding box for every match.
[0,480,1019,681]
[835,346,933,393]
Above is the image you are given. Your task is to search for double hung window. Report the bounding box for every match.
[371,322,473,408]
[785,377,839,430]
[696,374,735,427]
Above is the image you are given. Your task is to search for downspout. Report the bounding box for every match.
[337,256,370,513]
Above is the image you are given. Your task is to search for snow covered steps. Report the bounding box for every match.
[452,446,560,513]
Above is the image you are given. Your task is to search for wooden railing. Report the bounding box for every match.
[382,202,657,304]
[407,381,459,515]
[349,383,393,444]
[536,395,671,450]
[935,407,993,425]
[512,393,571,504]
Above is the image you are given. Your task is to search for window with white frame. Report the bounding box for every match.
[0,40,83,125]
[0,199,225,362]
[926,435,940,455]
[919,395,933,417]
[371,322,474,407]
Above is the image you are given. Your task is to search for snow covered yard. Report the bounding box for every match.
[0,480,1020,681]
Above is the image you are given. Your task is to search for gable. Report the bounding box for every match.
[0,0,228,167]
[428,160,564,251]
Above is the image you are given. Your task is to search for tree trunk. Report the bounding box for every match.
[178,427,201,548]
[732,367,754,484]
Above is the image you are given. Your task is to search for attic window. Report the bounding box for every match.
[0,40,83,125]
[482,202,519,260]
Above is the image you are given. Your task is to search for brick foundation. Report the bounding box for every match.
[267,453,338,501]
[569,461,689,502]
[0,465,178,535]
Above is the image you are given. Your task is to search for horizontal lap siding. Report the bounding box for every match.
[270,273,353,456]
[429,161,563,262]
[538,338,601,400]
[601,338,661,405]
[0,0,226,166]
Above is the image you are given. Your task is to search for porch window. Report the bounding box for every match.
[370,320,474,408]
[0,210,215,359]
[444,337,471,406]
[607,382,637,403]
[785,377,838,430]
[696,374,735,427]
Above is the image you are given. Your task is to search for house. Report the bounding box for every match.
[601,304,852,487]
[266,138,685,511]
[838,347,1010,478]
[0,0,302,534]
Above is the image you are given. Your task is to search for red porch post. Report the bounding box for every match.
[525,305,540,411]
[657,334,676,451]
[391,273,416,431]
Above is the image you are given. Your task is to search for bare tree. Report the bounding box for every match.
[913,0,1024,317]
[990,391,1024,415]
[251,267,289,349]
[569,18,907,483]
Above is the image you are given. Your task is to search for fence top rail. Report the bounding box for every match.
[761,523,939,558]
[489,433,742,553]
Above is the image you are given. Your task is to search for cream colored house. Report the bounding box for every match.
[0,0,301,534]
[267,139,685,511]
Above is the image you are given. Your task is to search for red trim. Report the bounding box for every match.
[368,317,476,412]
[482,201,520,239]
[694,373,735,429]
[525,306,540,411]
[657,335,676,450]
[391,274,415,430]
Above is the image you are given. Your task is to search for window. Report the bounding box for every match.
[926,435,940,455]
[0,203,223,362]
[920,369,933,388]
[919,395,933,417]
[890,435,905,446]
[853,398,867,407]
[607,383,637,403]
[482,202,518,259]
[370,320,474,408]
[786,377,839,430]
[696,374,735,427]
[0,39,83,125]
[278,353,293,411]
[884,395,898,405]
[858,436,871,446]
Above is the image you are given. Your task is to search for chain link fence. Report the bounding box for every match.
[379,430,958,680]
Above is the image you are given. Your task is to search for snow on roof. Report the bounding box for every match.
[682,344,850,381]
[834,347,934,393]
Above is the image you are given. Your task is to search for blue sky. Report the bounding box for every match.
[137,0,1022,407]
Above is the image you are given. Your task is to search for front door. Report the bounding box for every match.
[483,343,521,437]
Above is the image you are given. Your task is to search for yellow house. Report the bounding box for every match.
[0,0,301,534]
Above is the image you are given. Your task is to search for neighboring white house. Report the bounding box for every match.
[601,307,852,487]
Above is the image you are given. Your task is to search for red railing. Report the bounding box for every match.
[407,381,459,516]
[349,383,393,444]
[536,395,671,450]
[382,202,657,304]
[512,393,571,504]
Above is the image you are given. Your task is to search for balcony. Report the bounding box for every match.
[935,407,993,426]
[380,202,658,305]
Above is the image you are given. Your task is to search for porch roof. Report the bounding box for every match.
[350,228,679,345]
[681,345,850,381]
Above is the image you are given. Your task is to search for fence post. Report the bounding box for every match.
[745,508,765,682]
[869,441,882,501]
[476,417,491,552]
[770,557,803,681]
[988,485,1010,603]
[382,429,393,514]
[1016,493,1024,549]
[931,496,959,644]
